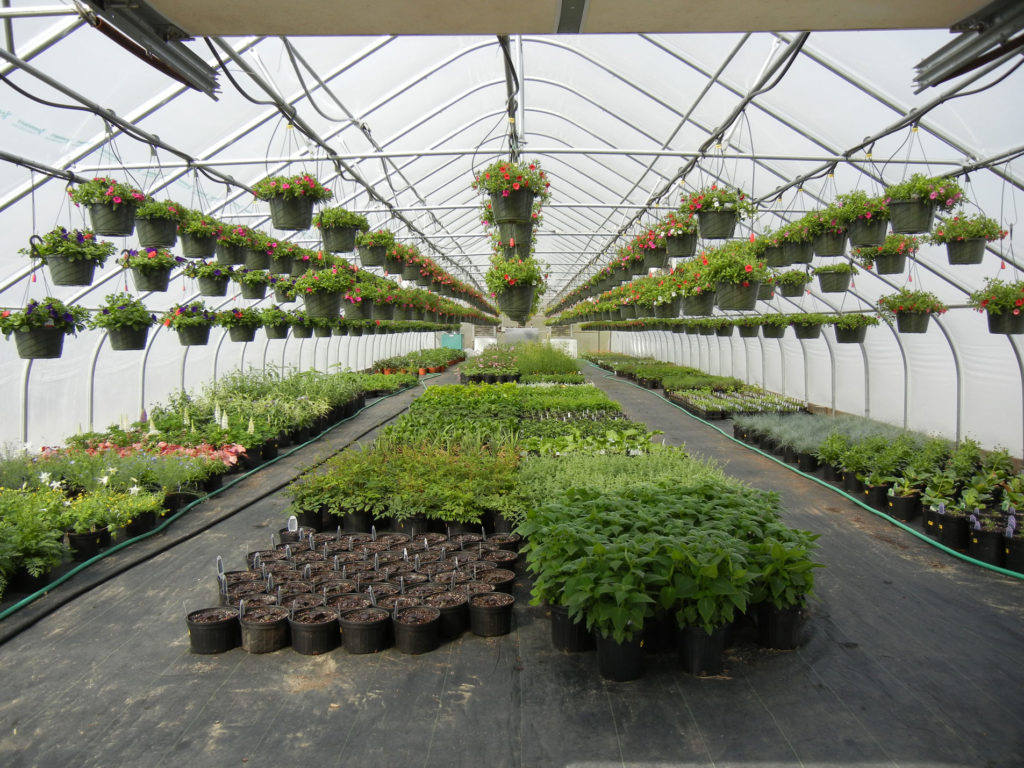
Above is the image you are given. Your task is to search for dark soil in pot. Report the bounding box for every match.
[424,591,470,638]
[469,591,515,637]
[240,606,290,653]
[278,593,324,612]
[478,568,516,594]
[289,608,341,655]
[326,594,372,613]
[394,606,442,654]
[482,548,520,569]
[407,582,448,597]
[486,532,522,551]
[187,607,242,654]
[339,607,392,654]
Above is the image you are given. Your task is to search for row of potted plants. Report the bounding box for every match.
[458,341,583,384]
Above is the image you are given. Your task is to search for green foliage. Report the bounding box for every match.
[682,184,757,219]
[251,172,333,201]
[968,277,1024,316]
[162,302,216,329]
[135,198,185,221]
[355,229,397,249]
[69,176,146,208]
[876,288,948,319]
[313,206,369,230]
[0,298,89,337]
[884,173,965,209]
[833,190,889,223]
[21,226,116,265]
[472,158,552,204]
[929,213,1006,243]
[118,247,183,271]
[88,293,156,331]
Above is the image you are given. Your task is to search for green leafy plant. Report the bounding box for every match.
[876,289,948,319]
[229,268,273,288]
[775,269,813,288]
[182,261,234,280]
[294,265,357,295]
[472,158,551,205]
[21,226,116,265]
[118,247,183,271]
[135,198,185,221]
[682,184,757,219]
[0,297,89,337]
[884,173,966,209]
[968,277,1024,317]
[251,172,333,201]
[813,262,858,275]
[178,209,222,237]
[855,233,920,268]
[355,229,398,249]
[831,313,880,330]
[833,190,889,224]
[313,207,369,230]
[929,213,1007,243]
[161,302,216,329]
[69,176,146,208]
[703,241,770,285]
[788,312,830,327]
[260,305,291,328]
[215,307,262,329]
[485,254,547,295]
[88,293,156,331]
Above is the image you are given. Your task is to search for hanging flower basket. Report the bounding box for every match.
[895,312,932,333]
[197,276,229,297]
[228,325,258,343]
[738,323,759,338]
[132,267,172,293]
[416,272,433,288]
[344,301,366,321]
[292,323,313,338]
[817,272,852,293]
[654,296,682,318]
[263,323,289,340]
[813,230,847,257]
[847,217,888,248]
[267,196,314,231]
[216,242,245,265]
[46,255,98,286]
[303,291,343,318]
[369,301,396,321]
[716,282,759,310]
[697,210,738,239]
[873,253,907,275]
[402,262,421,280]
[763,246,788,268]
[666,233,698,258]
[88,203,137,236]
[490,189,535,224]
[322,226,358,253]
[13,327,65,359]
[359,245,386,267]
[180,232,217,259]
[716,322,734,337]
[782,241,813,264]
[176,325,211,346]
[792,323,822,340]
[834,325,868,344]
[642,248,670,271]
[498,220,533,247]
[779,282,805,298]
[243,248,270,270]
[108,326,150,351]
[496,284,535,323]
[240,282,267,301]
[887,200,935,235]
[761,323,786,339]
[987,312,1024,334]
[136,218,178,248]
[679,291,713,317]
[384,252,405,275]
[757,283,776,301]
[945,239,986,265]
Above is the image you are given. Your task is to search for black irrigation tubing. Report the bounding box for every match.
[585,362,1024,581]
[0,377,441,629]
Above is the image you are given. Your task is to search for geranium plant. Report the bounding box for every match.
[21,226,116,265]
[485,255,547,295]
[703,241,770,284]
[884,173,965,209]
[855,233,919,268]
[968,278,1024,317]
[472,159,551,205]
[682,184,757,219]
[877,288,948,319]
[929,213,1007,243]
[313,207,369,230]
[0,297,88,337]
[69,176,146,209]
[251,173,333,201]
[672,260,715,296]
[88,293,156,331]
[161,302,216,329]
[118,247,184,271]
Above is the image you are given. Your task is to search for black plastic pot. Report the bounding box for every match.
[339,607,392,654]
[240,606,290,653]
[393,606,442,654]
[755,603,804,650]
[678,624,727,676]
[1004,536,1024,574]
[424,592,469,639]
[66,530,103,562]
[968,529,1005,567]
[594,631,643,682]
[888,494,921,522]
[342,510,372,533]
[550,604,595,652]
[289,608,340,655]
[938,514,970,551]
[468,592,515,637]
[187,607,241,654]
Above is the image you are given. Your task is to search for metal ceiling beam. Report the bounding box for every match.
[0,5,77,19]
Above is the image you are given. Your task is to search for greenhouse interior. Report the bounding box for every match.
[0,1,1022,766]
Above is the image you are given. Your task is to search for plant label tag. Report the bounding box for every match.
[216,555,225,577]
[287,515,298,532]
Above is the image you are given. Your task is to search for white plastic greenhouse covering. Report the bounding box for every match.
[0,2,1022,456]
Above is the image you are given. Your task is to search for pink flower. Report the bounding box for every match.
[112,196,122,204]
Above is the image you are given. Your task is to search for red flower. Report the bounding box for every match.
[744,264,753,272]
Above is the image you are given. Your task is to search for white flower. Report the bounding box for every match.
[98,475,110,486]
[127,485,141,496]
[38,472,51,483]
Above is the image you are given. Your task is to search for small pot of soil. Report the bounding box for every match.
[240,606,290,654]
[377,532,412,548]
[393,606,442,654]
[360,582,401,600]
[469,591,515,637]
[678,624,728,676]
[407,582,448,597]
[187,607,241,654]
[478,568,516,594]
[549,603,594,653]
[247,549,289,568]
[595,631,644,681]
[454,581,495,597]
[482,548,520,570]
[289,608,340,655]
[278,593,324,612]
[223,569,264,585]
[223,581,268,605]
[456,561,498,577]
[326,593,372,614]
[339,607,392,654]
[278,525,316,544]
[449,532,483,547]
[424,591,470,639]
[485,531,522,551]
[419,560,457,577]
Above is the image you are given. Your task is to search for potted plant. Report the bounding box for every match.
[229,268,272,301]
[252,172,333,231]
[119,247,184,292]
[260,305,291,339]
[788,312,830,340]
[855,233,919,275]
[0,297,89,359]
[472,158,550,246]
[485,254,547,325]
[88,292,156,351]
[775,268,813,297]
[162,301,217,346]
[830,313,879,344]
[69,176,147,235]
[216,307,263,343]
[778,219,814,264]
[884,173,965,234]
[294,265,356,318]
[355,229,397,268]
[749,529,821,649]
[216,225,254,265]
[21,226,116,286]
[968,277,1024,335]
[813,262,858,293]
[134,198,184,248]
[658,209,699,258]
[287,310,314,338]
[805,204,848,256]
[241,229,273,270]
[929,213,1006,266]
[759,313,790,339]
[182,260,234,297]
[682,183,757,239]
[704,241,769,310]
[314,206,369,253]
[834,190,890,248]
[178,209,222,259]
[877,288,948,334]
